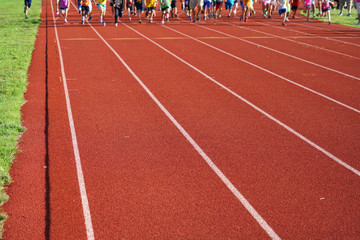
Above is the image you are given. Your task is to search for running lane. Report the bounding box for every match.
[5,0,360,239]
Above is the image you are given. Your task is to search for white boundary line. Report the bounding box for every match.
[163,24,360,114]
[86,21,282,240]
[193,24,360,81]
[49,0,95,239]
[254,21,360,48]
[120,22,360,178]
[224,21,360,60]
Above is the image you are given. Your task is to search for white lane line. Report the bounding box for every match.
[163,24,360,114]
[50,0,95,239]
[223,21,360,60]
[195,23,360,80]
[289,19,360,38]
[255,21,360,47]
[86,22,281,240]
[123,22,360,178]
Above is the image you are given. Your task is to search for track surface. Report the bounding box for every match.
[4,0,360,239]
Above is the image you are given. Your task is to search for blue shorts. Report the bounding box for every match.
[278,8,286,14]
[203,0,212,8]
[225,1,234,9]
[135,1,143,11]
[97,3,106,9]
[25,0,32,7]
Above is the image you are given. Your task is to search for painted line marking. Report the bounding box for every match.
[223,21,360,60]
[163,24,360,114]
[255,21,360,48]
[50,0,95,239]
[124,21,360,178]
[86,20,282,240]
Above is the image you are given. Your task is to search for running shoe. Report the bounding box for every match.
[347,13,351,17]
[81,19,84,24]
[99,17,102,22]
[282,22,286,26]
[175,14,178,17]
[89,16,92,21]
[244,16,248,22]
[56,10,59,15]
[115,23,118,26]
[129,16,132,20]
[197,17,201,21]
[25,15,28,19]
[161,20,165,24]
[64,19,67,23]
[103,21,106,26]
[339,12,343,16]
[139,19,142,23]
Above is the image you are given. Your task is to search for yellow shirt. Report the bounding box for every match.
[97,0,107,4]
[146,0,156,7]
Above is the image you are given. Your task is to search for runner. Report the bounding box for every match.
[225,0,235,17]
[320,0,334,24]
[240,0,252,21]
[215,0,224,18]
[97,0,107,26]
[190,0,203,21]
[114,0,125,26]
[290,0,299,18]
[126,0,134,20]
[59,0,70,23]
[80,0,93,24]
[146,0,156,22]
[302,0,312,22]
[160,0,171,24]
[170,0,178,17]
[277,0,288,25]
[203,0,212,19]
[24,0,32,19]
[135,0,144,22]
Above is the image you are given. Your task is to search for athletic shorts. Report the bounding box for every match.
[303,4,311,9]
[203,0,212,8]
[322,6,330,12]
[161,6,169,10]
[171,0,177,8]
[291,5,298,10]
[190,0,204,9]
[135,1,143,10]
[59,7,69,10]
[127,4,133,9]
[147,6,155,11]
[215,2,223,9]
[225,1,234,9]
[25,0,32,8]
[82,5,90,14]
[278,8,286,14]
[97,3,106,9]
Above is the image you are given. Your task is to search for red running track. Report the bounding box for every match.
[4,0,360,239]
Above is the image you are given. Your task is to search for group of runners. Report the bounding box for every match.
[24,0,360,26]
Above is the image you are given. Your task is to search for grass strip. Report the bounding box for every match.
[0,0,41,237]
[300,6,360,27]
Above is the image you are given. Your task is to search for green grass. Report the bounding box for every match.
[301,6,360,27]
[0,0,41,237]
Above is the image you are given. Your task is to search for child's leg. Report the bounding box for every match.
[307,9,310,21]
